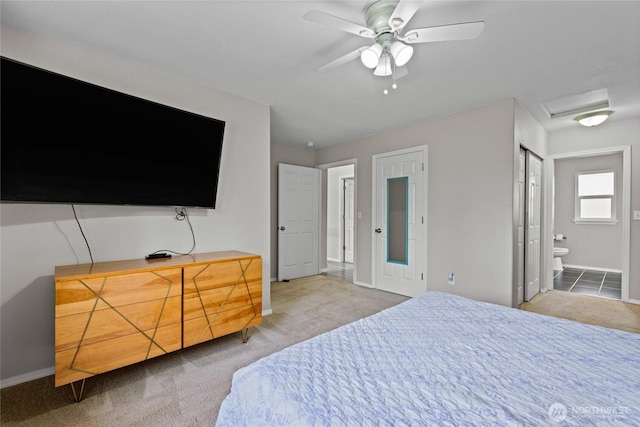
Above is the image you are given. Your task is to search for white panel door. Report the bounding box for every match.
[343,178,355,263]
[373,148,426,297]
[278,163,320,281]
[525,152,542,301]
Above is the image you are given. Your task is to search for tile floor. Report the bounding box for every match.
[553,267,621,300]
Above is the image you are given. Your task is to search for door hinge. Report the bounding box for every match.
[421,216,424,224]
[422,163,424,171]
[421,273,424,280]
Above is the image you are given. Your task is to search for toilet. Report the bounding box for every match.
[553,247,569,271]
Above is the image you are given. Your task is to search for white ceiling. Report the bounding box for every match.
[2,1,639,149]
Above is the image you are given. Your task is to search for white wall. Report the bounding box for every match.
[548,117,640,300]
[315,99,519,306]
[0,27,270,385]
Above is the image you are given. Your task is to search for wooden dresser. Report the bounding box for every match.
[54,250,262,392]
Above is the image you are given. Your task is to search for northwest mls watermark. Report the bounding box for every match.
[548,402,631,423]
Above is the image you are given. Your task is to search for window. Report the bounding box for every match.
[575,171,616,222]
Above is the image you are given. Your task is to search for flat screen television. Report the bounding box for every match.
[1,57,225,208]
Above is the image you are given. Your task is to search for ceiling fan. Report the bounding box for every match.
[303,0,484,84]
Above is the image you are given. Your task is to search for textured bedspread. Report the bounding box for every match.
[216,291,640,426]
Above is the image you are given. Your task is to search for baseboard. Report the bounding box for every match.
[563,264,622,273]
[354,280,373,288]
[627,298,640,306]
[262,308,273,316]
[1,366,54,389]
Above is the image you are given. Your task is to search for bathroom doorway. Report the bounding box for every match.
[550,147,630,301]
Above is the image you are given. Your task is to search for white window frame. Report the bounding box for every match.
[574,169,617,224]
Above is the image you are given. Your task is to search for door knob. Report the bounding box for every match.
[375,228,382,233]
[280,226,286,231]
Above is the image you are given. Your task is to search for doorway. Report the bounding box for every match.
[325,162,356,282]
[549,146,630,301]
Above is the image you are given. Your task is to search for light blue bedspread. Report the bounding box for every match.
[216,291,640,426]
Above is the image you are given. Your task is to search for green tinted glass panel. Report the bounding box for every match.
[387,177,408,265]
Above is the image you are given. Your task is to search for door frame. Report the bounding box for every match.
[371,145,428,295]
[316,159,358,281]
[547,145,631,302]
[516,148,526,305]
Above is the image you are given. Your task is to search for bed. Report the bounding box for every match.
[216,291,640,426]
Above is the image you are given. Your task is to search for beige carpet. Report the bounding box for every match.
[0,275,408,426]
[2,281,638,426]
[520,289,640,334]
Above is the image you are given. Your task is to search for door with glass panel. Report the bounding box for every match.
[373,147,426,297]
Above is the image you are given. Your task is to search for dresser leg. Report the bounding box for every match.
[70,379,86,402]
[241,328,249,343]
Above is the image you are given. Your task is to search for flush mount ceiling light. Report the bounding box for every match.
[574,110,613,127]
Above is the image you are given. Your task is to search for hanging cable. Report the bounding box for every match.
[71,205,94,264]
[383,72,389,95]
[147,207,196,257]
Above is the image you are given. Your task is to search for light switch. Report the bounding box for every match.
[357,211,362,219]
[634,211,640,220]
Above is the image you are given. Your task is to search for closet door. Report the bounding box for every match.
[525,151,542,301]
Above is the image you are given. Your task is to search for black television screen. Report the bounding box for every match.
[1,57,225,208]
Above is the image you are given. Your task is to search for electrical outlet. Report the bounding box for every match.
[447,272,455,285]
[634,211,640,221]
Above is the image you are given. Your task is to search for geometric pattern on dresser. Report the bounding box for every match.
[183,258,261,347]
[55,268,182,387]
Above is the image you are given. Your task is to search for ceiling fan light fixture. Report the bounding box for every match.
[575,110,613,127]
[390,41,413,67]
[361,43,383,68]
[373,54,392,76]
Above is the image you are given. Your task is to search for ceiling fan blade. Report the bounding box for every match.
[319,47,368,72]
[388,0,425,32]
[400,21,485,44]
[304,10,374,38]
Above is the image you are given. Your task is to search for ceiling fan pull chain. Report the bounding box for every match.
[392,58,398,90]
